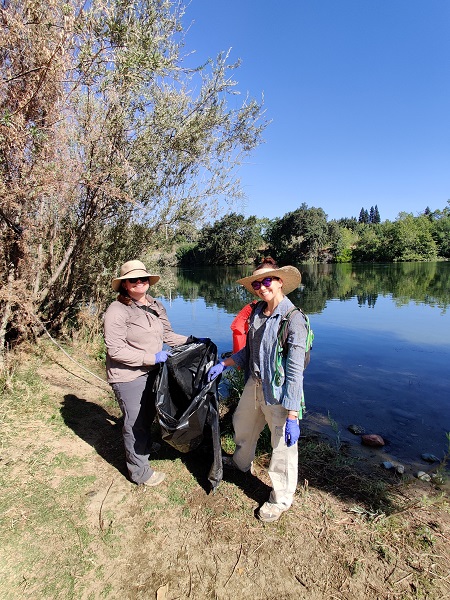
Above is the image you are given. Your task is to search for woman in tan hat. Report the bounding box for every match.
[104,260,199,487]
[208,257,308,522]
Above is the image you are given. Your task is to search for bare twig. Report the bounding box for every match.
[223,543,243,587]
[394,572,413,585]
[99,480,114,532]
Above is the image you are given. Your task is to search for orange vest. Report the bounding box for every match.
[230,301,257,354]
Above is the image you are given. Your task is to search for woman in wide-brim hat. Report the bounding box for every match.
[104,260,195,487]
[208,257,308,523]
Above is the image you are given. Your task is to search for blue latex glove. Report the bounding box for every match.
[155,350,171,364]
[197,338,208,343]
[207,362,226,382]
[285,418,300,447]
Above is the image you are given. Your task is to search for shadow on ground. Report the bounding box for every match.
[61,394,127,477]
[60,394,271,503]
[61,394,398,513]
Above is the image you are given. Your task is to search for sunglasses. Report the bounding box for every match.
[127,276,149,284]
[251,276,279,290]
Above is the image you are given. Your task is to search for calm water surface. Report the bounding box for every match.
[155,263,450,467]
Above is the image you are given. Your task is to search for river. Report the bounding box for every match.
[154,262,450,469]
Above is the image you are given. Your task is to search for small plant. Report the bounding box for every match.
[347,558,362,577]
[434,432,450,485]
[221,368,245,407]
[221,433,236,455]
[327,410,342,452]
[415,525,436,549]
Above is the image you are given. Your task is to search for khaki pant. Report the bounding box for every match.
[232,377,298,509]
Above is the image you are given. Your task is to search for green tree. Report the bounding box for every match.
[358,207,369,224]
[353,225,384,261]
[368,205,381,224]
[266,204,328,263]
[390,213,437,261]
[195,213,263,264]
[330,226,358,263]
[337,216,358,231]
[431,215,450,258]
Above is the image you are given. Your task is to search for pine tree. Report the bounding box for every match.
[374,205,381,223]
[358,207,366,223]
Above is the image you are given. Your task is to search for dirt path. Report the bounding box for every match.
[1,343,450,599]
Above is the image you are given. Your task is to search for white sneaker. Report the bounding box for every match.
[142,471,166,487]
[258,502,287,523]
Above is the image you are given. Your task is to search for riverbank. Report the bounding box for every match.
[1,340,449,599]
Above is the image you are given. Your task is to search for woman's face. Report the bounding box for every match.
[123,277,150,300]
[253,276,284,303]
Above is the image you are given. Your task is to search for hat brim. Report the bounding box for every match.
[112,271,160,292]
[236,266,301,296]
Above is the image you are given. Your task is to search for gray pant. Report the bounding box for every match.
[111,370,159,484]
[232,377,299,509]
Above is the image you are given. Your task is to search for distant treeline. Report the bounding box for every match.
[163,262,450,316]
[177,203,450,265]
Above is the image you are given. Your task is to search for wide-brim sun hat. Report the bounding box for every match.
[111,260,160,292]
[237,265,301,296]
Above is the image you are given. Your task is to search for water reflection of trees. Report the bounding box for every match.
[156,263,450,315]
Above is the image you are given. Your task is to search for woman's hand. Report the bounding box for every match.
[207,362,226,381]
[155,350,171,364]
[285,418,300,446]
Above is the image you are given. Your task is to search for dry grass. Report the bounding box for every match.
[1,340,449,599]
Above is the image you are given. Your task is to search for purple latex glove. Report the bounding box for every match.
[285,418,300,447]
[207,362,226,382]
[155,350,171,364]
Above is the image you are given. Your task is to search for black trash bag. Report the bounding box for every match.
[155,340,223,492]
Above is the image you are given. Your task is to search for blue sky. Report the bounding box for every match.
[182,1,450,222]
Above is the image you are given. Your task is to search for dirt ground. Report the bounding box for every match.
[2,344,450,600]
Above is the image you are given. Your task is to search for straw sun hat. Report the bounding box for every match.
[237,264,301,296]
[111,260,160,292]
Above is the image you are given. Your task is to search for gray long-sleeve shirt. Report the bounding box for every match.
[104,296,188,384]
[231,296,307,414]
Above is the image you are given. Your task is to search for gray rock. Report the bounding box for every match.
[416,471,431,482]
[395,464,405,475]
[381,461,394,470]
[421,453,440,463]
[348,424,365,435]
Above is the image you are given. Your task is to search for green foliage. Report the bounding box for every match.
[221,367,245,407]
[389,214,437,261]
[175,243,198,264]
[1,0,268,349]
[431,215,450,258]
[359,207,369,224]
[352,215,438,262]
[358,205,380,224]
[266,203,328,262]
[181,213,264,265]
[329,226,358,263]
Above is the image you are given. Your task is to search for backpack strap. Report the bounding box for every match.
[278,308,314,366]
[137,304,160,318]
[272,307,313,419]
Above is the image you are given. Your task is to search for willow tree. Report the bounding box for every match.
[0,0,267,356]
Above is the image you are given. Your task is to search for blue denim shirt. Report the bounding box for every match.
[231,296,307,415]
